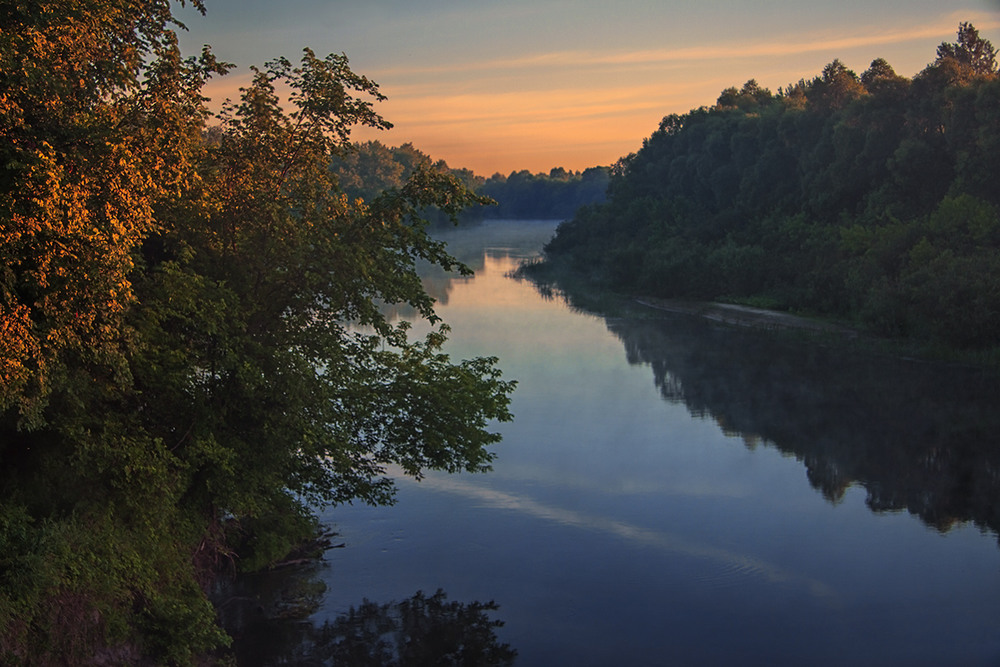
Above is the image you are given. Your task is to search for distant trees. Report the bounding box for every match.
[477,167,610,220]
[331,142,609,224]
[330,141,484,215]
[540,23,1000,352]
[716,79,774,110]
[809,60,865,110]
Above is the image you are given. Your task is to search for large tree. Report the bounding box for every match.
[936,21,998,78]
[0,2,513,663]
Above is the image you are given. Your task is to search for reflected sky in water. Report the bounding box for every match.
[315,220,1000,666]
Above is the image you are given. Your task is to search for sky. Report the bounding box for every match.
[175,1,1000,176]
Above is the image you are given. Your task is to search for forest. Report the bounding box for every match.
[0,2,514,663]
[5,4,998,663]
[539,23,1000,353]
[331,141,610,224]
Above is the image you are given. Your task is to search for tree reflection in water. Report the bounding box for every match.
[603,311,1000,541]
[214,565,516,666]
[307,590,516,666]
[524,274,1000,542]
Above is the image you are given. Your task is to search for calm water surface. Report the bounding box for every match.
[245,220,1000,665]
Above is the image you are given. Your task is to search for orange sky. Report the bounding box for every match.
[181,3,1000,175]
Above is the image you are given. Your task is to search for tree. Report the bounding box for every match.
[717,80,773,110]
[1,4,236,662]
[860,58,909,96]
[809,59,865,110]
[1,3,513,663]
[936,21,998,78]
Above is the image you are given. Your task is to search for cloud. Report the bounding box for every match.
[382,84,678,127]
[373,13,1000,78]
[398,469,838,601]
[190,10,1000,173]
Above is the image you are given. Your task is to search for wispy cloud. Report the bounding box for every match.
[381,83,686,128]
[397,469,838,601]
[193,9,1000,173]
[374,13,1000,78]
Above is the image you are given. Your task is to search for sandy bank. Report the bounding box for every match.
[635,298,859,338]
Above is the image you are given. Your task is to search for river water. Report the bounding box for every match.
[234,219,1000,665]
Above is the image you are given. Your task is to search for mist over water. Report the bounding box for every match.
[243,219,1000,665]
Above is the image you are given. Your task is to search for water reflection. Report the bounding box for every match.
[294,222,1000,664]
[382,220,562,321]
[215,566,515,666]
[305,590,515,667]
[399,469,837,600]
[584,304,1000,541]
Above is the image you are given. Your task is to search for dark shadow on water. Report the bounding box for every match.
[536,277,1000,544]
[212,565,516,666]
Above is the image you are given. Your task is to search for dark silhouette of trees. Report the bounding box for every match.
[331,141,610,224]
[216,576,517,667]
[476,167,610,220]
[1,3,514,663]
[539,23,1000,352]
[936,21,998,78]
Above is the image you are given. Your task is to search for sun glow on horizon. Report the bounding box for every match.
[187,8,1000,176]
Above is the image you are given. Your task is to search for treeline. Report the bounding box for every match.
[541,23,1000,351]
[331,141,482,209]
[331,141,609,223]
[477,167,610,219]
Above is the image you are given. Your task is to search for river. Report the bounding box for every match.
[228,219,1000,666]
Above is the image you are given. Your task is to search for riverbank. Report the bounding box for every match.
[519,259,1000,368]
[635,298,860,337]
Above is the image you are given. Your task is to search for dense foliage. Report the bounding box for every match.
[0,2,513,663]
[331,141,609,223]
[476,167,610,220]
[542,24,1000,351]
[330,141,479,207]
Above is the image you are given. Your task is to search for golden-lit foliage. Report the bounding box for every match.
[1,3,513,663]
[0,2,222,420]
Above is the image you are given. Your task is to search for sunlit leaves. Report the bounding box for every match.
[2,3,513,662]
[0,2,228,421]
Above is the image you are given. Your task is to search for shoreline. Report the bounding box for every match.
[634,297,860,338]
